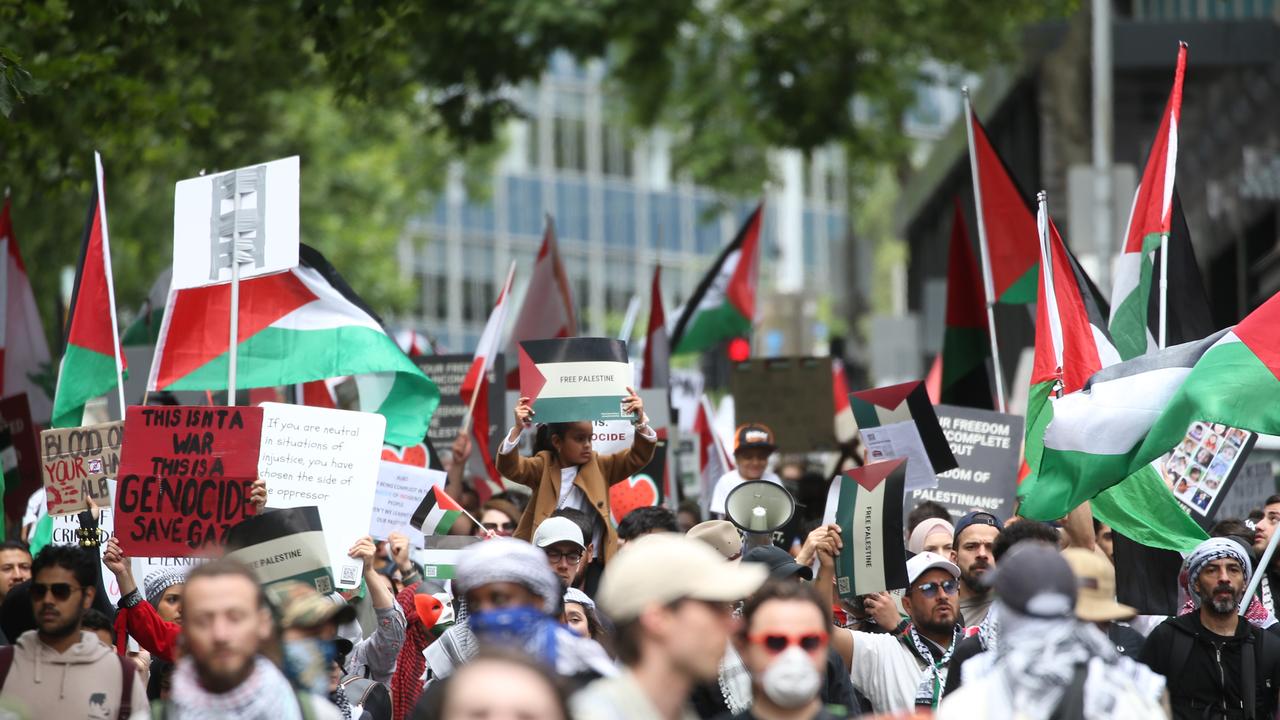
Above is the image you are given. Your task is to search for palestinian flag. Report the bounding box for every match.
[411,485,464,536]
[120,268,171,346]
[461,266,514,502]
[670,204,762,354]
[825,459,909,600]
[1109,43,1188,360]
[51,153,127,428]
[1150,193,1216,346]
[1016,200,1116,492]
[965,108,1039,304]
[146,244,439,446]
[695,395,733,511]
[0,196,54,422]
[225,505,335,594]
[832,358,856,443]
[506,218,577,387]
[849,381,957,491]
[939,200,993,408]
[640,266,669,388]
[517,337,631,423]
[1033,288,1280,516]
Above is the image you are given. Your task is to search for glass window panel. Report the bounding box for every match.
[604,186,635,248]
[506,176,544,236]
[556,180,590,241]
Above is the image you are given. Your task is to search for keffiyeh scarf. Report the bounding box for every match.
[168,656,302,720]
[907,624,961,709]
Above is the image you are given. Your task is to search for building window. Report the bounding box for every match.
[554,116,588,173]
[556,179,590,241]
[650,192,682,251]
[506,176,544,237]
[604,186,635,247]
[603,125,634,178]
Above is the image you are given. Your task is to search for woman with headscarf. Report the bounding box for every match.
[908,518,955,556]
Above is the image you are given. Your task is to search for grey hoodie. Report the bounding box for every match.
[0,630,148,719]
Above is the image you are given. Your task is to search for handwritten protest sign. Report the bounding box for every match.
[1,393,42,523]
[413,354,506,455]
[226,505,334,594]
[259,403,384,589]
[371,461,445,545]
[41,422,123,515]
[518,338,633,423]
[730,357,836,452]
[115,406,263,557]
[906,406,1023,523]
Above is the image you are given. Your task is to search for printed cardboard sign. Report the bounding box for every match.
[730,357,836,452]
[370,461,445,545]
[906,406,1023,524]
[1163,420,1257,528]
[41,421,123,516]
[823,459,909,600]
[518,338,633,423]
[172,155,300,290]
[849,381,957,492]
[259,403,385,589]
[115,406,263,557]
[609,440,668,525]
[226,506,334,594]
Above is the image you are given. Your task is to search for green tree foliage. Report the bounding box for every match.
[1,0,1069,338]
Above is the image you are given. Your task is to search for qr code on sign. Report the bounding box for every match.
[315,576,333,594]
[837,577,851,595]
[341,565,359,585]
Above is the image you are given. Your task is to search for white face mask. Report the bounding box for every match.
[760,646,822,709]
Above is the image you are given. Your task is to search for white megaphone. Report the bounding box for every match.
[725,481,795,549]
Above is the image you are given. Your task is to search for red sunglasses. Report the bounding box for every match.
[748,631,829,655]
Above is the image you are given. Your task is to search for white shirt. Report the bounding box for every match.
[22,489,45,529]
[847,628,940,714]
[500,424,656,550]
[709,469,783,516]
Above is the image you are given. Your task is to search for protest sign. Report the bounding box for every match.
[412,354,505,454]
[412,535,481,581]
[50,479,121,604]
[849,381,957,492]
[226,506,334,594]
[730,357,836,453]
[172,156,299,290]
[0,393,41,524]
[40,421,122,515]
[609,440,668,525]
[115,406,263,557]
[371,461,445,544]
[824,459,909,600]
[518,338,632,423]
[906,406,1022,523]
[1162,420,1257,527]
[259,402,384,589]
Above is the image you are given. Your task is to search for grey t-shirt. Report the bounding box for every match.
[959,593,993,627]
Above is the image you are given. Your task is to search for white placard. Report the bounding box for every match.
[259,403,385,589]
[50,479,121,605]
[172,155,300,290]
[371,461,446,545]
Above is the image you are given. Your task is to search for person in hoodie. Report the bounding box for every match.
[709,424,783,519]
[0,545,148,719]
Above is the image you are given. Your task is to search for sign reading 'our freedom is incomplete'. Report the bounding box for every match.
[518,338,633,423]
[116,406,263,557]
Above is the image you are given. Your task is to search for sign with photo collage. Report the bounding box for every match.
[1161,420,1256,526]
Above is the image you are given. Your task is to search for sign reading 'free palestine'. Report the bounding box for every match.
[518,338,633,424]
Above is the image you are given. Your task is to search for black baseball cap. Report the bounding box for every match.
[733,424,777,454]
[743,545,814,581]
[954,511,1003,542]
[987,542,1076,618]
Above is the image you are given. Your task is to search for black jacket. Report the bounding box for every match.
[1139,612,1280,720]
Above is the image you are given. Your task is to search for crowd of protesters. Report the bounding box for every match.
[2,408,1279,720]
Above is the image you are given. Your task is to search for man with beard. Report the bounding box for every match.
[1140,537,1280,720]
[1250,495,1280,616]
[951,511,1001,626]
[0,545,147,719]
[830,551,964,714]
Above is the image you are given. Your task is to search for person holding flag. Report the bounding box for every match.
[497,389,654,563]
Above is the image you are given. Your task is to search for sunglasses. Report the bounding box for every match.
[483,522,516,533]
[30,582,83,602]
[545,549,584,564]
[914,579,959,599]
[749,632,829,655]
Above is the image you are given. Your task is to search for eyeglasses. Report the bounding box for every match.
[483,522,516,533]
[913,579,960,599]
[749,632,829,655]
[30,582,83,602]
[545,549,584,564]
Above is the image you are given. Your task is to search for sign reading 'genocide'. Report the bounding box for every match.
[115,405,263,557]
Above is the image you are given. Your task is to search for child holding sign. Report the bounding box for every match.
[497,388,653,562]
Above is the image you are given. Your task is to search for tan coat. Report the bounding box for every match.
[497,431,656,562]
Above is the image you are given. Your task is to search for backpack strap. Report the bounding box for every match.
[1047,662,1089,720]
[0,646,14,692]
[1243,630,1258,720]
[117,655,136,720]
[1168,628,1195,685]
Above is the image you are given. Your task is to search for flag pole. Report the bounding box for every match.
[1158,233,1169,349]
[227,170,245,407]
[93,153,127,420]
[962,88,1008,413]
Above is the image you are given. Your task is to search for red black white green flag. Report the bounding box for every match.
[670,204,762,354]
